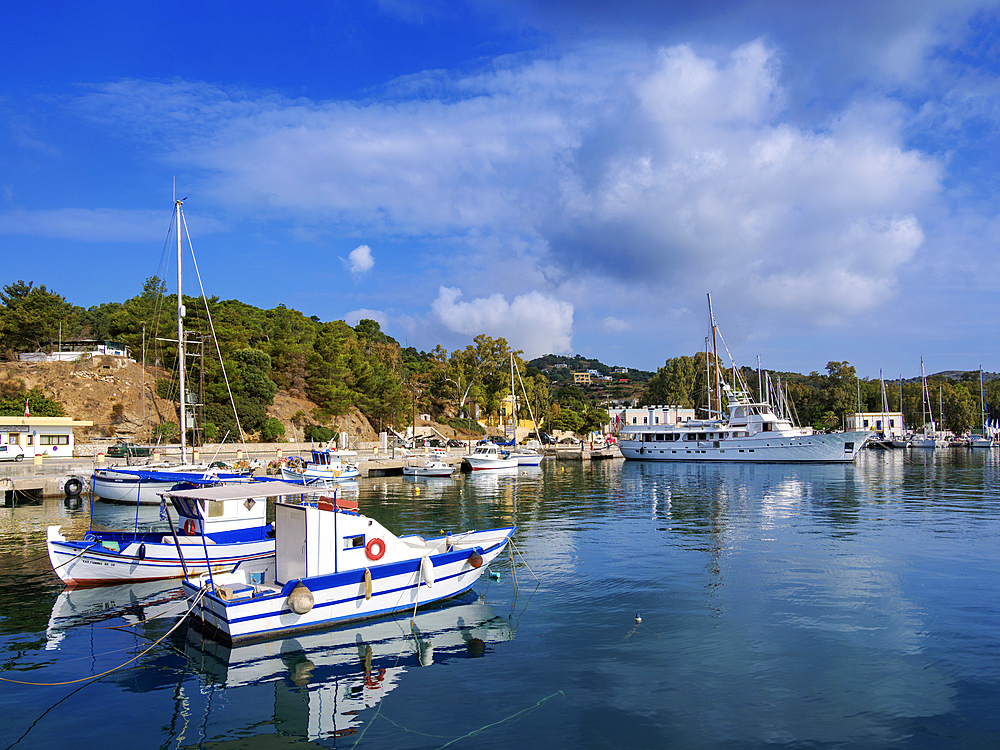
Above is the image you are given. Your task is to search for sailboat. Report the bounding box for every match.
[909,357,946,448]
[92,199,254,504]
[507,353,544,467]
[969,367,994,447]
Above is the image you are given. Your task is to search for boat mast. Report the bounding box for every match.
[176,198,187,463]
[707,294,721,418]
[704,336,712,417]
[981,367,987,432]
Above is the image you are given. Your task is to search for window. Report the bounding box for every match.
[25,435,33,446]
[344,534,366,550]
[643,417,648,424]
[7,434,16,445]
[632,417,637,424]
[654,417,659,424]
[40,434,69,445]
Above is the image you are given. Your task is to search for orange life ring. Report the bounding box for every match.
[365,537,385,561]
[184,519,197,536]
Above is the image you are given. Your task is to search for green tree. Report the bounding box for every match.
[0,281,81,354]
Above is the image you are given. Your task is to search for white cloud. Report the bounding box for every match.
[431,286,574,357]
[70,38,945,334]
[602,316,632,333]
[343,244,375,279]
[345,308,387,327]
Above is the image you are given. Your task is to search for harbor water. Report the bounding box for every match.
[1,449,999,748]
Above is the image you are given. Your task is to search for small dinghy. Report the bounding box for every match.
[182,493,514,643]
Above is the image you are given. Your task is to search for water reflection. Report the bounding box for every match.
[181,593,513,741]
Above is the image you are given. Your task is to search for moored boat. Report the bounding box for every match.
[280,446,360,483]
[181,495,514,643]
[402,458,455,477]
[92,465,253,505]
[461,444,518,470]
[46,480,306,587]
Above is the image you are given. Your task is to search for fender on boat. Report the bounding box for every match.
[420,556,434,588]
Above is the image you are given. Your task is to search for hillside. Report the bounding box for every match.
[0,357,378,443]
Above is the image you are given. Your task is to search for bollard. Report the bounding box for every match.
[34,453,43,465]
[237,448,243,460]
[373,446,378,456]
[276,447,282,459]
[97,451,105,465]
[193,448,200,463]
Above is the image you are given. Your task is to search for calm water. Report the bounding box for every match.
[1,449,999,749]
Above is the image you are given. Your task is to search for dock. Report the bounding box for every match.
[1,443,623,503]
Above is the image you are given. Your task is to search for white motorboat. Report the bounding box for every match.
[402,458,455,477]
[182,494,514,643]
[461,444,519,471]
[46,480,307,586]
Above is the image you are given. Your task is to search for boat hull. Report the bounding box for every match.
[182,529,513,643]
[620,431,871,463]
[280,465,360,483]
[46,526,275,586]
[461,456,518,470]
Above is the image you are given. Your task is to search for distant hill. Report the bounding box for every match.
[528,354,655,383]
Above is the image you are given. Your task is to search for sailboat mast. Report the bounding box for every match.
[708,294,720,417]
[176,199,187,463]
[980,367,987,432]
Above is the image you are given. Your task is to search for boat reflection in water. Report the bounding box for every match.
[45,579,185,650]
[182,592,513,740]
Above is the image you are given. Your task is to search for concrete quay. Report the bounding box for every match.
[1,442,623,502]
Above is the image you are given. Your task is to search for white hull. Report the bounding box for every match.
[511,450,543,466]
[46,526,275,586]
[908,436,947,448]
[402,460,454,477]
[92,465,218,505]
[969,438,994,448]
[183,528,513,643]
[280,465,360,483]
[620,431,870,463]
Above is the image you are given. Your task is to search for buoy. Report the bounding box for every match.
[363,568,373,600]
[489,571,500,581]
[184,519,197,536]
[468,551,483,568]
[420,556,434,588]
[635,614,642,624]
[137,543,146,560]
[365,537,385,561]
[288,582,314,614]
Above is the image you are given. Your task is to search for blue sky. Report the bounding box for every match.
[3,0,1000,378]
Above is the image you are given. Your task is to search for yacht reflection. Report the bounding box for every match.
[45,579,185,650]
[182,592,513,740]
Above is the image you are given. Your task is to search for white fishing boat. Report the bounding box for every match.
[46,480,306,586]
[181,493,514,643]
[280,446,360,483]
[402,458,455,477]
[620,297,871,463]
[181,593,512,739]
[92,465,251,505]
[461,443,518,471]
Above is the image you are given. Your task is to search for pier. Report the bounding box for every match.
[1,442,623,502]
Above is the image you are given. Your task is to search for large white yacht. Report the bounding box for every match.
[619,383,871,463]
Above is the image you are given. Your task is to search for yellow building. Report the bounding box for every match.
[573,372,592,385]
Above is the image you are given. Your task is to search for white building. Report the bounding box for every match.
[844,412,905,439]
[18,340,132,363]
[0,416,94,457]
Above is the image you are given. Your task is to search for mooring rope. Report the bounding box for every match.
[0,588,205,687]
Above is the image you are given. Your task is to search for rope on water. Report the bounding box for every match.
[0,588,205,687]
[375,690,566,749]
